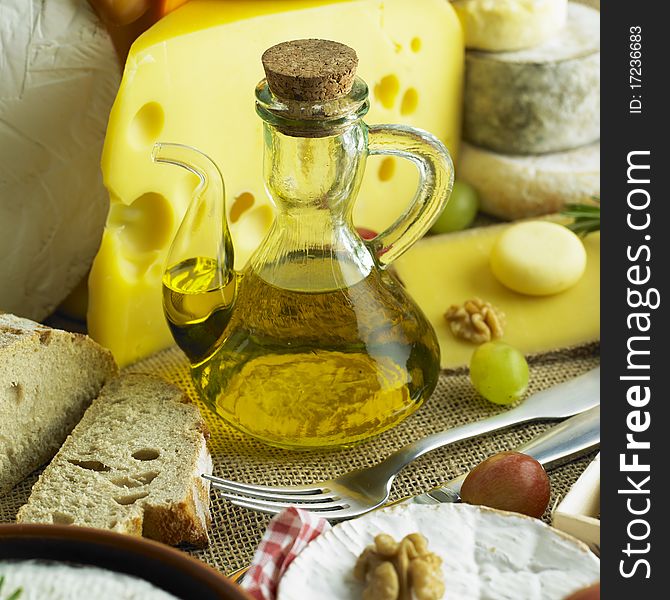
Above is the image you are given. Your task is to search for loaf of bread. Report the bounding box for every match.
[17,374,213,548]
[0,314,117,494]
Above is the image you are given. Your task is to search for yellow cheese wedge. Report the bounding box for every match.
[90,0,464,366]
[394,225,600,370]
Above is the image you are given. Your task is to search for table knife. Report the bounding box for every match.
[226,406,600,583]
[400,405,600,506]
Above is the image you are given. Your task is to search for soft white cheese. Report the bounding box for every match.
[458,142,600,220]
[0,0,120,320]
[452,0,568,51]
[0,560,178,600]
[277,503,600,600]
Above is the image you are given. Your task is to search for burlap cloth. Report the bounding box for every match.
[0,344,599,576]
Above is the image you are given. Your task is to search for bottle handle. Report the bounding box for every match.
[365,124,454,268]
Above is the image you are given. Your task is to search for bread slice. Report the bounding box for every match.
[0,314,118,494]
[17,374,213,547]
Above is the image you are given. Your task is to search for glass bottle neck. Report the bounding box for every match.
[251,78,375,291]
[263,122,367,219]
[253,122,374,291]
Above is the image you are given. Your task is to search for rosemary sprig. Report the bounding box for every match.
[6,588,23,600]
[0,575,23,600]
[563,199,600,237]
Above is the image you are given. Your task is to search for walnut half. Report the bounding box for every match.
[354,532,445,600]
[444,297,505,344]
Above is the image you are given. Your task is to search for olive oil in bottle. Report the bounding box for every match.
[162,257,237,364]
[154,39,452,449]
[163,254,440,449]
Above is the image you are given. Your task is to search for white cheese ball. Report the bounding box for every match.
[452,0,568,51]
[490,221,587,295]
[0,0,120,320]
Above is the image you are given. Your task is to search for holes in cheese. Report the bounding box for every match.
[108,193,173,253]
[118,254,159,282]
[129,102,165,149]
[374,74,401,109]
[378,157,396,182]
[230,192,256,223]
[91,0,464,366]
[400,88,419,116]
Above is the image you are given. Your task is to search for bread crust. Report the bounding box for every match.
[16,374,213,548]
[0,314,118,494]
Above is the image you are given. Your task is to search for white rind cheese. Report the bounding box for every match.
[0,0,120,320]
[457,142,600,220]
[277,503,600,600]
[463,3,600,155]
[452,0,568,51]
[0,560,178,599]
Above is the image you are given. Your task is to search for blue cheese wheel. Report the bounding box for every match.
[463,2,600,155]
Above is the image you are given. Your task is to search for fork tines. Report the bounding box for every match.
[202,474,349,516]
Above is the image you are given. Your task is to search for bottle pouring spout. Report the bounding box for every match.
[153,142,237,364]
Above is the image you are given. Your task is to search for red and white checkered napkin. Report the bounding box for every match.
[241,507,331,600]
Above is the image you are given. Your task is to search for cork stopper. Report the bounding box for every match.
[261,39,358,102]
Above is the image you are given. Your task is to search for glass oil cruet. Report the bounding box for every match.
[155,39,454,449]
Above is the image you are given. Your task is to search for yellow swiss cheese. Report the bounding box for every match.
[394,226,600,370]
[90,0,464,366]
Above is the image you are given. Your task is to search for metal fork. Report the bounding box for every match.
[205,368,599,520]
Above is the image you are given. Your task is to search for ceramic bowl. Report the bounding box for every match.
[0,523,250,600]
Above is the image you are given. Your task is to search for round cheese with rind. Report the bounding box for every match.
[463,3,600,155]
[0,0,120,320]
[457,142,600,220]
[277,503,600,600]
[452,0,568,51]
[490,221,587,296]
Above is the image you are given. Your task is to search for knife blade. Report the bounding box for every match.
[400,405,600,506]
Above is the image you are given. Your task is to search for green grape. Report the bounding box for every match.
[469,341,529,405]
[430,180,480,234]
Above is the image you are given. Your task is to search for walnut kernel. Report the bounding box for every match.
[363,562,399,600]
[354,532,444,600]
[444,297,505,344]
